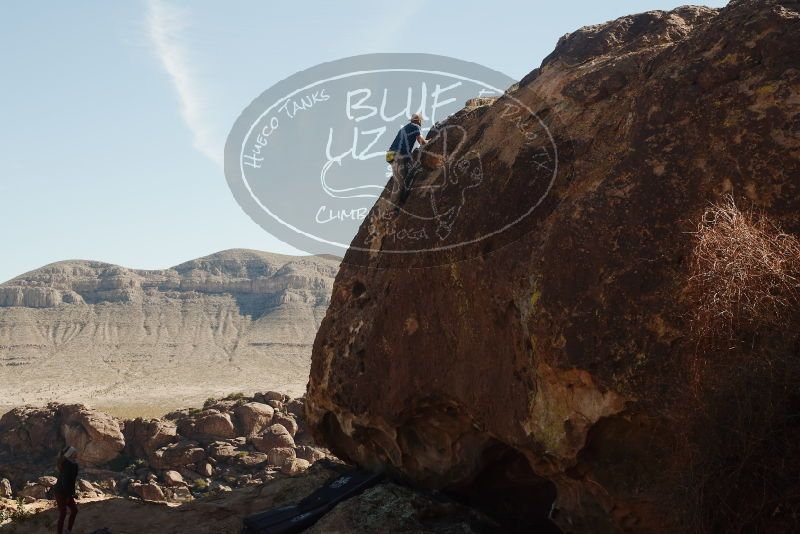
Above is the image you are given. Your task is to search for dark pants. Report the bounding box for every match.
[55,492,77,534]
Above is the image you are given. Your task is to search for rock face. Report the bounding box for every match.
[0,405,61,459]
[307,1,800,532]
[0,249,338,412]
[178,410,237,442]
[123,418,178,460]
[130,481,166,502]
[234,402,275,437]
[149,441,206,470]
[251,424,295,453]
[60,405,125,466]
[0,478,11,498]
[19,481,48,500]
[162,470,184,487]
[0,404,124,467]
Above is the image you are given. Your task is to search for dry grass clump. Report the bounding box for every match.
[674,197,800,532]
[686,195,800,341]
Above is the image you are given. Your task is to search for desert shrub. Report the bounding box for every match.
[8,498,31,523]
[686,195,800,343]
[193,478,208,491]
[122,457,147,475]
[677,196,800,532]
[221,392,248,407]
[202,397,218,409]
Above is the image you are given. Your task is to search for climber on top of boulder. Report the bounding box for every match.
[386,113,427,210]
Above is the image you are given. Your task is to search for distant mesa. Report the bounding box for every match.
[0,249,340,413]
[0,249,339,314]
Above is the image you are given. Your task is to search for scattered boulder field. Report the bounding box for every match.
[0,392,331,510]
[0,393,502,533]
[0,461,500,534]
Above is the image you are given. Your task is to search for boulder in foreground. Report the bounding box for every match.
[306,1,800,532]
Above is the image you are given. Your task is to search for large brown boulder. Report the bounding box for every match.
[130,481,166,502]
[177,410,236,441]
[272,413,298,437]
[206,441,238,461]
[19,481,48,500]
[162,470,185,487]
[305,483,498,534]
[251,424,295,453]
[60,405,125,466]
[280,457,310,476]
[124,418,178,460]
[149,440,206,470]
[0,405,61,459]
[0,478,11,498]
[267,447,296,467]
[0,404,126,467]
[306,1,800,532]
[195,411,236,439]
[233,402,274,437]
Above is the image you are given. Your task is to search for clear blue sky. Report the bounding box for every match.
[0,0,726,283]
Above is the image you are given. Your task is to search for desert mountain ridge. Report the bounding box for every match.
[0,249,340,416]
[0,249,341,307]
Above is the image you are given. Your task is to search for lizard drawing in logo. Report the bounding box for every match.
[403,123,486,243]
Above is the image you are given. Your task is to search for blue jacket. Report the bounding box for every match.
[389,122,421,157]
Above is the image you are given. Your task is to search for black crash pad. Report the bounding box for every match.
[242,469,383,534]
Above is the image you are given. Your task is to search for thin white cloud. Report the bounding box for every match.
[146,0,222,166]
[358,0,428,51]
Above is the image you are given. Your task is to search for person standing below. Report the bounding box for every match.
[53,446,79,534]
[387,113,427,208]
